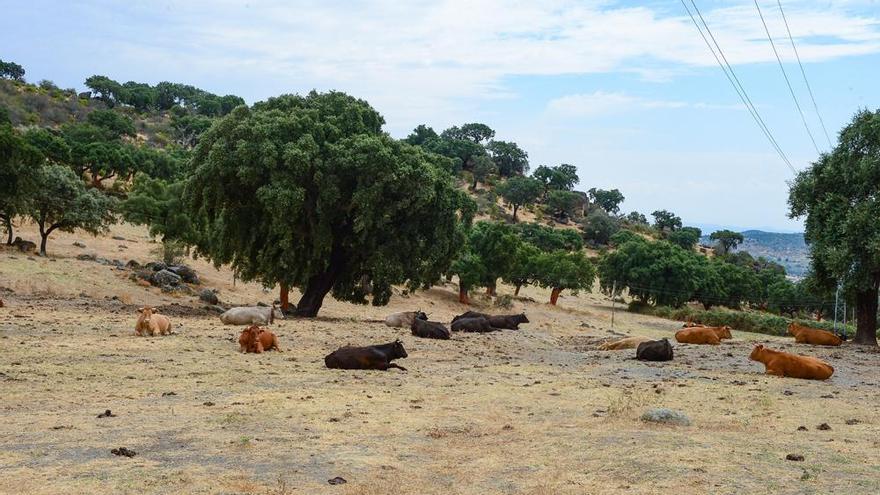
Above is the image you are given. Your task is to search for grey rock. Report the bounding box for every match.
[167,265,199,284]
[76,253,97,262]
[145,262,167,272]
[151,269,182,287]
[640,408,691,426]
[199,289,219,305]
[126,260,141,269]
[73,241,86,248]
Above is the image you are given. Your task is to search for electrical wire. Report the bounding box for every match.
[776,0,834,149]
[753,0,821,155]
[681,0,797,174]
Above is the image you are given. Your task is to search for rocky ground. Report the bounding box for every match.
[1,222,879,494]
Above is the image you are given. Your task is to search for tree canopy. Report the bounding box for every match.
[533,250,595,305]
[709,229,744,255]
[533,164,579,192]
[0,119,43,244]
[486,140,529,177]
[789,108,880,345]
[652,209,682,232]
[183,91,475,316]
[497,176,542,221]
[587,188,625,214]
[667,226,701,250]
[0,59,25,81]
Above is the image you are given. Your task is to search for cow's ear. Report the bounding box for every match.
[138,307,145,313]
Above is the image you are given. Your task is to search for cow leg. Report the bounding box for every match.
[386,363,408,372]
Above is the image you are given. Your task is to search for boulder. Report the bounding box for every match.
[150,269,182,288]
[73,241,86,248]
[199,289,219,305]
[76,253,97,262]
[640,408,691,426]
[145,262,167,272]
[167,265,199,284]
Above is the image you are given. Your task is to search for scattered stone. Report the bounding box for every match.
[150,269,182,288]
[97,409,116,418]
[76,253,96,262]
[111,236,126,241]
[203,304,225,314]
[845,419,860,425]
[126,260,140,269]
[817,423,832,431]
[145,262,167,272]
[786,454,805,462]
[199,289,219,305]
[167,265,199,284]
[111,447,137,458]
[162,391,177,397]
[203,401,215,407]
[328,477,347,485]
[72,241,86,248]
[820,394,834,399]
[783,390,795,396]
[797,426,808,431]
[640,408,691,426]
[730,380,746,386]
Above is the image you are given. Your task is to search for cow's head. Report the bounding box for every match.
[749,344,764,361]
[138,306,155,320]
[786,322,797,336]
[718,326,732,339]
[518,313,529,324]
[391,339,408,359]
[415,310,428,321]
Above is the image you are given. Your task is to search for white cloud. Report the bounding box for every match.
[545,91,742,117]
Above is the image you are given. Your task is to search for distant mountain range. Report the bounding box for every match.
[700,230,809,277]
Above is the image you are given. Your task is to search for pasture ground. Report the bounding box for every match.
[1,223,879,494]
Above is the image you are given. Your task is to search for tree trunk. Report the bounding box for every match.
[512,205,519,222]
[550,287,561,305]
[853,286,878,345]
[486,283,496,297]
[293,270,336,317]
[514,284,521,296]
[459,286,470,305]
[39,232,49,256]
[279,282,290,312]
[2,216,12,245]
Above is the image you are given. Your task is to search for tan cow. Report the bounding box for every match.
[598,336,653,350]
[238,325,282,353]
[135,307,172,336]
[788,322,842,346]
[749,344,834,380]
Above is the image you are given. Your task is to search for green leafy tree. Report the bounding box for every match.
[497,176,542,222]
[533,164,579,192]
[766,279,801,318]
[27,164,116,255]
[581,209,620,246]
[667,226,701,250]
[587,188,625,214]
[442,123,495,144]
[450,249,485,305]
[625,211,648,225]
[184,91,475,316]
[425,137,485,173]
[85,75,123,107]
[486,140,529,177]
[546,190,582,220]
[467,221,522,296]
[504,242,541,296]
[0,59,25,81]
[790,109,880,344]
[652,209,682,232]
[0,121,43,244]
[404,124,438,146]
[122,175,193,244]
[85,110,136,139]
[713,261,760,309]
[512,222,583,252]
[709,229,744,255]
[692,258,726,310]
[533,250,596,305]
[22,128,70,165]
[470,153,497,189]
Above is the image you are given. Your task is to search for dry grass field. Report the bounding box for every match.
[2,223,880,494]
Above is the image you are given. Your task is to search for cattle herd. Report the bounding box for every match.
[130,304,840,380]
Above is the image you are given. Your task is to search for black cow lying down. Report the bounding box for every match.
[452,311,529,330]
[324,340,408,371]
[451,316,499,333]
[411,318,450,340]
[636,338,673,362]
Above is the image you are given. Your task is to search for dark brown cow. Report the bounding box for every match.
[451,317,499,333]
[324,340,408,371]
[451,311,529,330]
[411,319,450,339]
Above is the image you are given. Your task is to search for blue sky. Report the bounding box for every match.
[4,0,880,232]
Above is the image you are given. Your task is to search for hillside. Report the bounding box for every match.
[702,230,809,277]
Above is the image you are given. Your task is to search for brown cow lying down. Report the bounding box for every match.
[788,322,842,346]
[411,318,450,339]
[598,336,652,350]
[324,340,408,371]
[674,326,731,345]
[135,307,172,336]
[749,344,834,380]
[451,317,500,333]
[238,325,282,353]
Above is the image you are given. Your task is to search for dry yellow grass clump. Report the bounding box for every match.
[1,222,879,494]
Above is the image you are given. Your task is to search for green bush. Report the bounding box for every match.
[628,303,856,337]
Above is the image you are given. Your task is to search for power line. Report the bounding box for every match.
[753,0,821,155]
[776,0,834,149]
[681,0,796,174]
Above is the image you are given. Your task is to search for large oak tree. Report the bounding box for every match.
[184,91,474,316]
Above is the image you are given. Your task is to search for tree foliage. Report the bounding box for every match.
[466,221,522,295]
[587,188,625,214]
[183,91,475,316]
[0,120,43,243]
[486,140,529,177]
[497,176,542,221]
[533,164,579,192]
[667,226,701,250]
[533,250,595,304]
[581,208,620,246]
[512,222,583,252]
[546,190,583,219]
[789,108,880,344]
[0,59,25,81]
[652,209,682,232]
[709,229,744,255]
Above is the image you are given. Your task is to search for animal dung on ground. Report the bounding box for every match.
[785,454,805,462]
[111,447,137,458]
[324,340,408,372]
[327,476,347,485]
[749,345,834,380]
[97,409,116,418]
[640,408,691,426]
[238,325,282,353]
[636,338,673,362]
